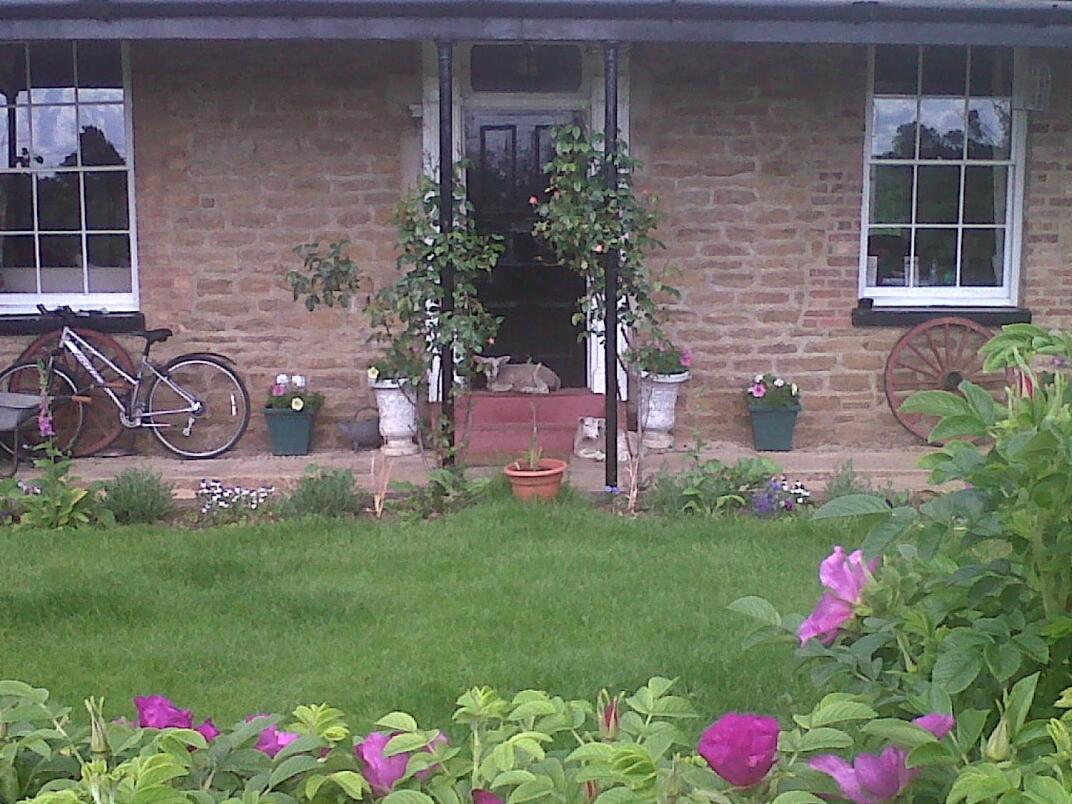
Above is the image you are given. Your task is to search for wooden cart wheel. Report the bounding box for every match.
[884,317,1007,442]
[16,329,135,457]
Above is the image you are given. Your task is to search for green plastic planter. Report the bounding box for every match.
[748,403,801,452]
[263,409,316,456]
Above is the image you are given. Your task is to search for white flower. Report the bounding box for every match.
[774,378,785,388]
[275,373,289,385]
[367,366,380,381]
[290,397,305,412]
[791,383,799,395]
[754,374,764,384]
[292,374,307,388]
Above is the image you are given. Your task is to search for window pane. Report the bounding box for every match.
[869,165,913,224]
[87,234,130,292]
[79,105,126,165]
[866,228,911,287]
[36,172,81,230]
[32,105,79,168]
[77,42,123,103]
[470,45,582,93]
[0,106,30,169]
[961,229,1004,287]
[919,99,965,159]
[964,166,1007,224]
[921,46,967,95]
[916,165,961,224]
[0,173,33,231]
[0,235,37,294]
[967,99,1011,160]
[29,42,75,105]
[872,98,917,158]
[874,45,918,94]
[39,234,82,292]
[84,171,128,229]
[915,229,958,286]
[0,44,28,106]
[970,47,1013,97]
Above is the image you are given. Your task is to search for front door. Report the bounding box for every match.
[465,110,587,388]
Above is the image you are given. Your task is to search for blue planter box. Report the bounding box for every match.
[263,409,316,456]
[748,403,801,452]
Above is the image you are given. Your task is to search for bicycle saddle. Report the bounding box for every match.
[132,328,173,345]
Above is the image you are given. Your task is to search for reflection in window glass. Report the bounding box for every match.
[0,42,134,302]
[865,45,1015,297]
[961,229,1004,287]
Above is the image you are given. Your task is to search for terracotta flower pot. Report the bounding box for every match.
[504,458,568,501]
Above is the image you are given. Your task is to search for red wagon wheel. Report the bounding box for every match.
[16,328,135,457]
[884,317,1007,442]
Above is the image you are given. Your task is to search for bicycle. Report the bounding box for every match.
[0,306,251,459]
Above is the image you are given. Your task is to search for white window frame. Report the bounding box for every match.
[0,41,139,315]
[858,45,1027,308]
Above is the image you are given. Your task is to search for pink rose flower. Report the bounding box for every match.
[134,695,193,729]
[698,713,780,788]
[809,714,954,803]
[245,715,300,758]
[798,547,879,645]
[195,719,220,743]
[472,792,505,804]
[356,731,448,796]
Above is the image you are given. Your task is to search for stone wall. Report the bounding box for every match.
[130,41,421,453]
[632,44,1072,448]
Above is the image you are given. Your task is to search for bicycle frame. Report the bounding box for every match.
[55,327,203,429]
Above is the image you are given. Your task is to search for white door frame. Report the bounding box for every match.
[419,42,630,401]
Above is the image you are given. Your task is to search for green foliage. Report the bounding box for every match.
[264,389,325,414]
[289,240,363,312]
[823,460,909,507]
[745,373,801,409]
[393,468,491,519]
[103,469,175,525]
[365,167,503,387]
[625,342,690,376]
[0,448,114,529]
[732,324,1072,803]
[6,677,1007,804]
[646,454,784,516]
[533,125,679,353]
[283,466,366,518]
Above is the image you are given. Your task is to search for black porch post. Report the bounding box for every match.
[437,40,455,466]
[603,43,619,491]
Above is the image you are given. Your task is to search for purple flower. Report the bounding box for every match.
[698,713,780,788]
[37,405,54,438]
[356,731,448,796]
[809,714,955,803]
[680,348,694,368]
[195,719,220,743]
[246,715,300,758]
[134,695,193,730]
[472,792,505,804]
[750,383,766,399]
[271,383,287,397]
[798,547,879,645]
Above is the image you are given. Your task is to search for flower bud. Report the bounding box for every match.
[985,716,1010,762]
[597,690,622,741]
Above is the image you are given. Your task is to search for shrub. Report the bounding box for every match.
[283,465,366,518]
[823,459,909,506]
[647,455,811,516]
[394,468,491,519]
[0,448,113,529]
[103,468,175,524]
[7,676,1022,804]
[731,324,1072,802]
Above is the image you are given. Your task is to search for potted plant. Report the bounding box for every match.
[263,374,324,456]
[630,341,692,450]
[504,420,567,501]
[365,337,427,457]
[745,373,801,451]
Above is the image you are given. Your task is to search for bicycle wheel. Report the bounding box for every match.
[145,354,250,458]
[17,328,134,457]
[0,363,84,456]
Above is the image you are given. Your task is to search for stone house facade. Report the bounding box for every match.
[1,1,1070,456]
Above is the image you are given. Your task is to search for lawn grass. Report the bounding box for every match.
[0,497,862,737]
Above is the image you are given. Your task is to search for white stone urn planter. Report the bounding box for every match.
[370,378,419,456]
[638,371,690,450]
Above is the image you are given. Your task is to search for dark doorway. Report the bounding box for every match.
[465,109,587,388]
